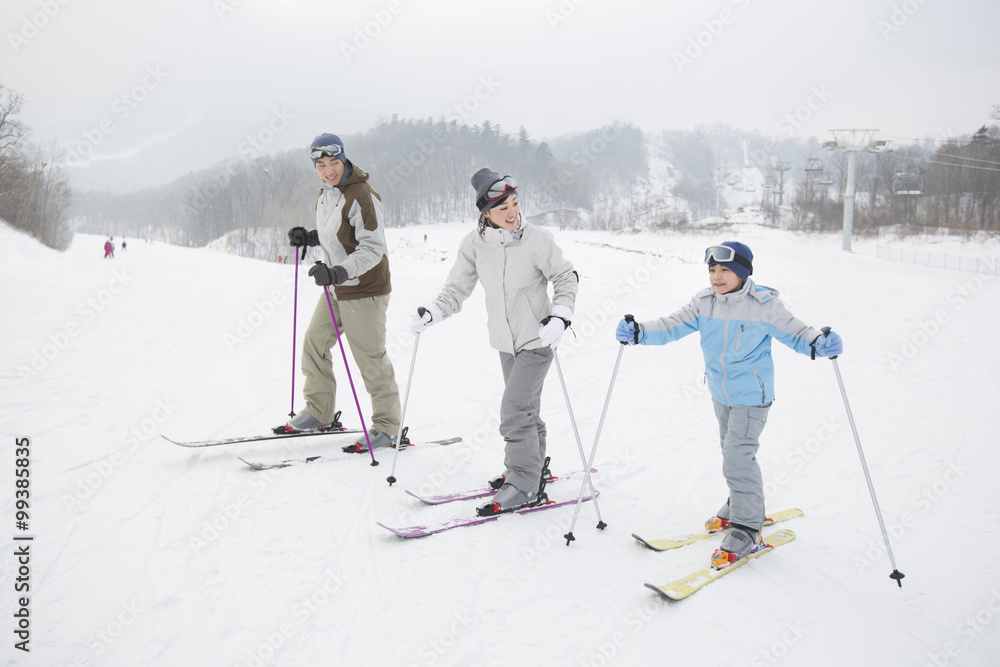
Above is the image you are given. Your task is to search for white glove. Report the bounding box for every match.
[409,304,443,335]
[538,305,572,349]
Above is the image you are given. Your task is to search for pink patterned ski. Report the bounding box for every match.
[404,468,597,505]
[378,492,599,538]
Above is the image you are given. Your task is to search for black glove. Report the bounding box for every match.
[309,262,349,286]
[288,227,320,247]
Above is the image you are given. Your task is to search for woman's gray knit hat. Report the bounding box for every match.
[471,168,517,214]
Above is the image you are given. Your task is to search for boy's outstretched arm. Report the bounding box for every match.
[766,297,829,357]
[628,297,701,346]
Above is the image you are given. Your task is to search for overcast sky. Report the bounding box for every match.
[4,0,999,191]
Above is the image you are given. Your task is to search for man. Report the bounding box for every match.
[284,133,401,451]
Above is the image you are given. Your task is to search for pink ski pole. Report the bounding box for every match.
[288,247,304,418]
[322,283,378,466]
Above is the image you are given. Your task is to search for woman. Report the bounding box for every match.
[411,169,578,513]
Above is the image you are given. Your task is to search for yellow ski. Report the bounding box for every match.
[632,508,803,552]
[644,529,796,601]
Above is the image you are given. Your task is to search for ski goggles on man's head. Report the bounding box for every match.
[486,175,518,201]
[311,144,344,160]
[704,245,753,273]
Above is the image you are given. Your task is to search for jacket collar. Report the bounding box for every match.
[713,278,754,304]
[480,217,525,244]
[320,163,367,193]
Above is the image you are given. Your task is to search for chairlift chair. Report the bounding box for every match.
[891,172,923,196]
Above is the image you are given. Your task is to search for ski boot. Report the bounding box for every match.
[710,525,767,570]
[274,410,343,434]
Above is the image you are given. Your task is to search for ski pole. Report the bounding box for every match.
[288,247,304,418]
[386,316,423,486]
[565,314,633,545]
[821,326,905,587]
[322,282,378,466]
[553,351,605,529]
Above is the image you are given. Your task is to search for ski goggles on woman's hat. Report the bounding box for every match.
[310,144,344,160]
[486,175,517,200]
[704,245,753,273]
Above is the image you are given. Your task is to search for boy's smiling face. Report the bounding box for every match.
[710,264,743,294]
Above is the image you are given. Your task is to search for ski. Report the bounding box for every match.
[404,468,597,505]
[378,491,599,538]
[644,528,796,601]
[631,508,803,552]
[164,426,364,448]
[239,434,462,470]
[164,412,361,448]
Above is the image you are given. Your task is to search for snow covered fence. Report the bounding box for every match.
[876,246,999,275]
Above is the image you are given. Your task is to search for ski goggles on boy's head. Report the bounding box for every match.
[705,245,753,274]
[310,144,344,160]
[485,175,518,201]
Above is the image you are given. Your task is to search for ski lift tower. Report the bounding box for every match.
[823,129,885,251]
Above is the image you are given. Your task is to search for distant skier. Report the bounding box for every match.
[121,238,127,253]
[616,242,843,569]
[410,169,578,513]
[284,133,401,451]
[103,238,114,259]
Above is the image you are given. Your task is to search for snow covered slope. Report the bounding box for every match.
[2,220,999,665]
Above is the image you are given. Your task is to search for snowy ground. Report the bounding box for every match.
[2,219,1000,666]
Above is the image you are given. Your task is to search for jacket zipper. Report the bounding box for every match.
[720,309,730,405]
[734,324,744,351]
[754,369,766,404]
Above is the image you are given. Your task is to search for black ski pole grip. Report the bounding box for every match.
[417,306,427,317]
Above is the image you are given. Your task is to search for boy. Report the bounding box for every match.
[616,241,843,568]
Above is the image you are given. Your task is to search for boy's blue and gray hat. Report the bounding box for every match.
[310,133,346,165]
[707,241,754,282]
